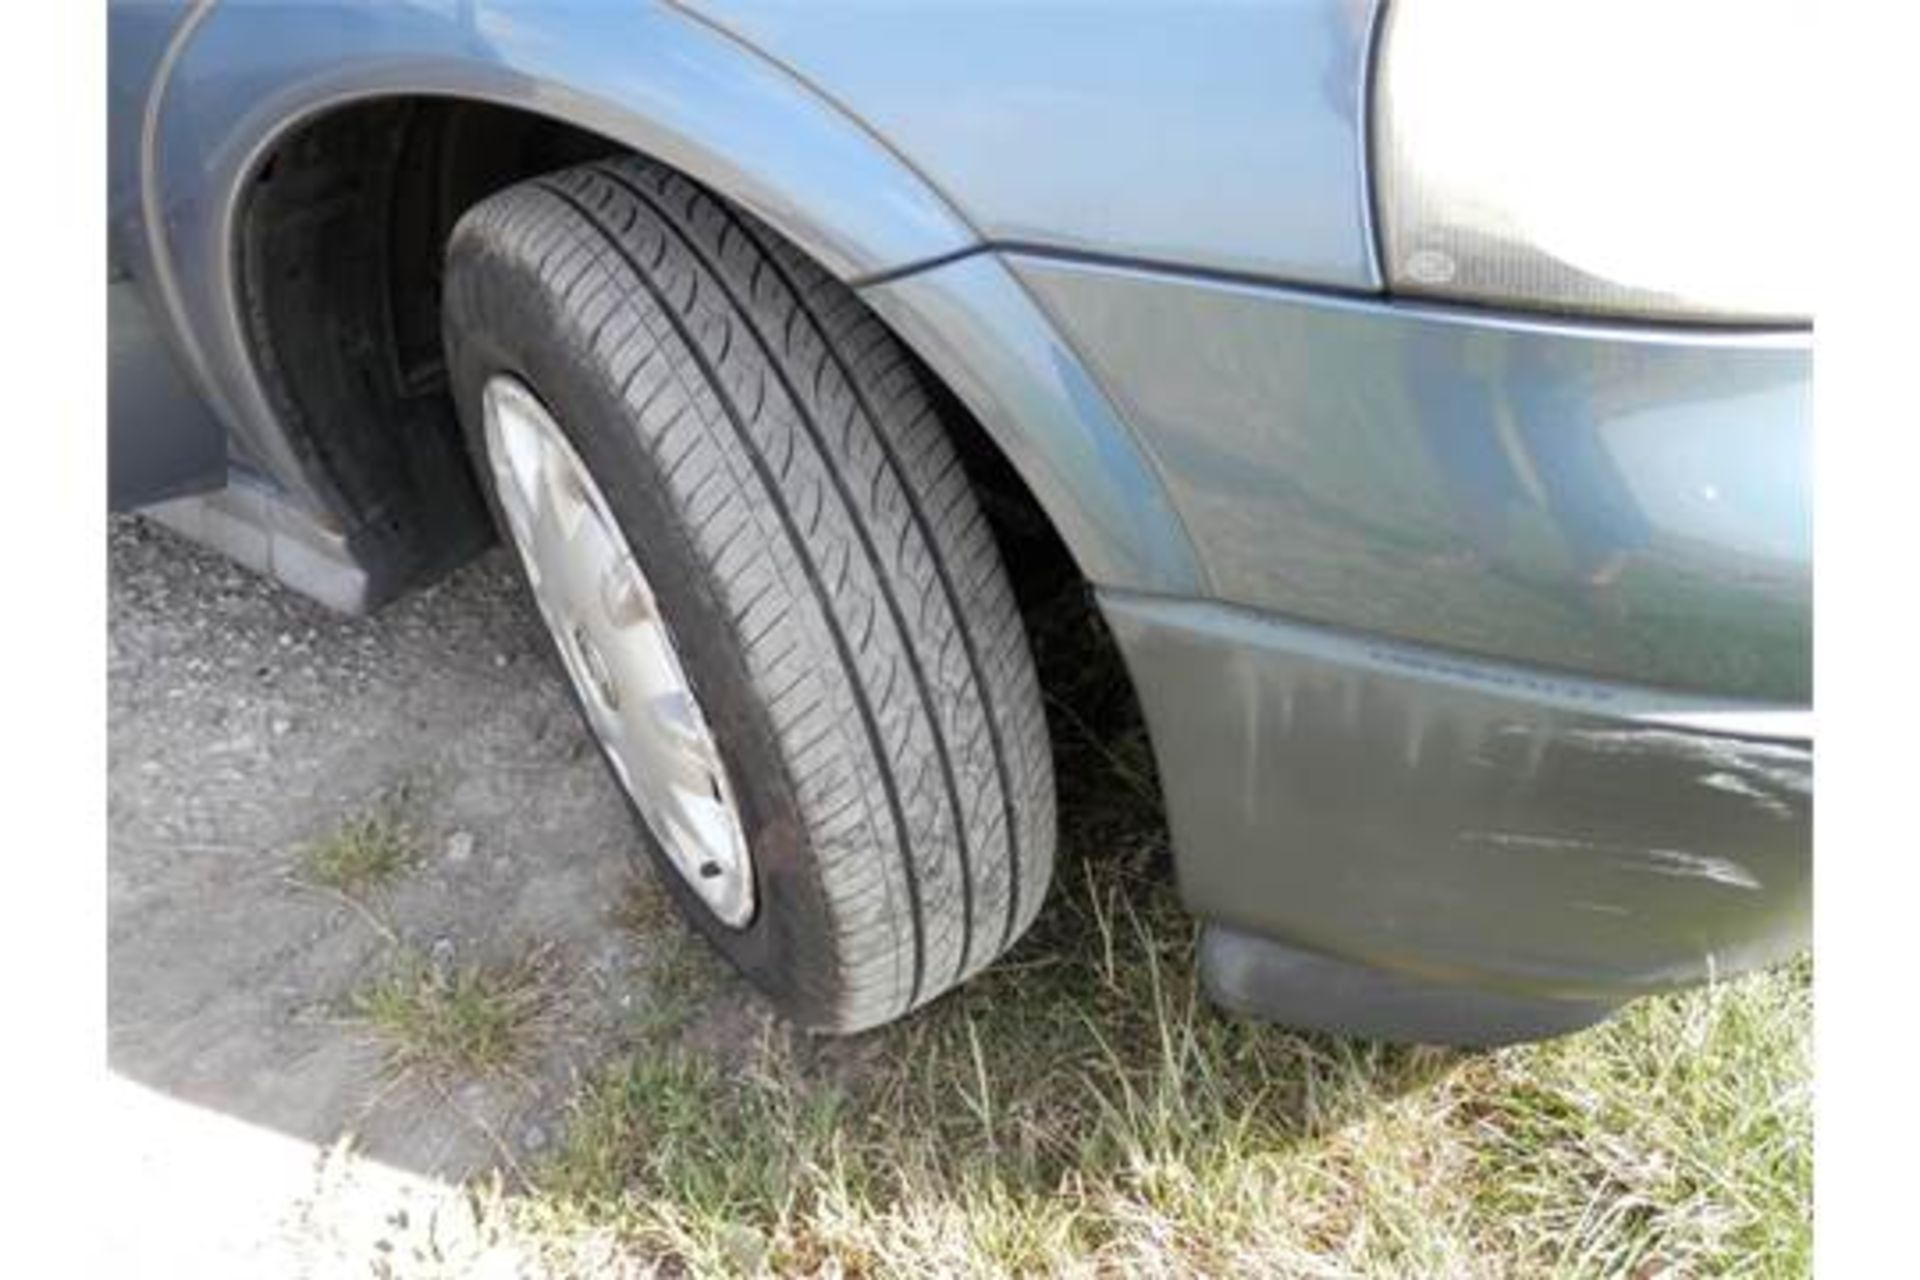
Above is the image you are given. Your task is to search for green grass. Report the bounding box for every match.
[519,854,1808,1276]
[350,950,556,1081]
[507,590,1811,1275]
[1464,956,1812,1276]
[297,798,419,896]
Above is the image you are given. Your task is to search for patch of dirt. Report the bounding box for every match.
[106,515,764,1272]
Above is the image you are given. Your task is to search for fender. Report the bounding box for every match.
[147,0,1202,596]
[861,254,1204,593]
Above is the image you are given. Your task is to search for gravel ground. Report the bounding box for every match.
[106,514,763,1275]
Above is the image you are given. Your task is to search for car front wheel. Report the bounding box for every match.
[442,156,1056,1033]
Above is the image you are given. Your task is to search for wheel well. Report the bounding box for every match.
[236,98,623,596]
[237,94,1092,643]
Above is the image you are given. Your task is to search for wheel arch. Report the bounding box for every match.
[153,0,1200,603]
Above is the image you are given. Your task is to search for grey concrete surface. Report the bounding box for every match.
[107,514,763,1274]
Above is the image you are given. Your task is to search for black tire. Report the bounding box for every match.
[442,156,1056,1033]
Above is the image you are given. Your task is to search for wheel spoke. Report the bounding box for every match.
[600,559,653,629]
[594,618,676,713]
[642,699,723,796]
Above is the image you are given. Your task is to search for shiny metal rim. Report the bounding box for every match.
[481,375,755,927]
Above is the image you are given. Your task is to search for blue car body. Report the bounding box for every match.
[109,0,1810,1042]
